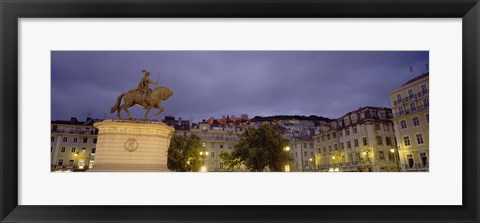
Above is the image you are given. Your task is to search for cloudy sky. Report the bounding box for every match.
[51,51,428,122]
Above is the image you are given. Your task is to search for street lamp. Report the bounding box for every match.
[284,146,291,172]
[331,155,337,172]
[363,150,370,162]
[390,148,400,172]
[200,142,208,172]
[309,157,317,172]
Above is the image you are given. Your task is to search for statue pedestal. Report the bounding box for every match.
[89,119,174,172]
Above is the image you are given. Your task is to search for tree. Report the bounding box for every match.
[167,134,202,172]
[221,124,293,172]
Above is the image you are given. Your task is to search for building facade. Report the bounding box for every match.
[189,123,246,172]
[288,135,316,172]
[51,117,100,171]
[313,107,400,172]
[389,72,429,172]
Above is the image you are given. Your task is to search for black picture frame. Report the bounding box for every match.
[1,0,479,222]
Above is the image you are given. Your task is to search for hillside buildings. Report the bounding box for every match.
[389,72,429,172]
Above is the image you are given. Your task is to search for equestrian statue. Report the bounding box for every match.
[110,69,173,120]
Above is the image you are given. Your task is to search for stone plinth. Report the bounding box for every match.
[89,119,174,172]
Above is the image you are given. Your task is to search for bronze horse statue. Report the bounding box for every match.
[110,86,173,120]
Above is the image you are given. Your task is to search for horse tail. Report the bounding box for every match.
[110,93,125,113]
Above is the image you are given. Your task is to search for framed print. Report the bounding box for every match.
[1,0,479,222]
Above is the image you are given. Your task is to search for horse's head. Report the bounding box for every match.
[155,87,173,101]
[163,89,173,100]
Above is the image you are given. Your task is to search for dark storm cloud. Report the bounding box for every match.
[51,51,429,122]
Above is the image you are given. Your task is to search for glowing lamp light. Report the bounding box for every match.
[200,151,203,155]
[390,149,395,153]
[285,146,290,151]
[362,151,367,156]
[331,156,336,160]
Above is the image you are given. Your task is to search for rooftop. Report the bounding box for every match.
[402,72,429,87]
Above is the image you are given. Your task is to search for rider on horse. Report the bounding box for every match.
[136,69,157,104]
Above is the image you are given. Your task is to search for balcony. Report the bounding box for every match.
[393,90,428,106]
[403,163,429,171]
[393,104,429,117]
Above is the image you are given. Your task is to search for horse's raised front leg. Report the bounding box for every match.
[154,106,164,116]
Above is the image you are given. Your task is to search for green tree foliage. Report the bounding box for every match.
[167,134,202,172]
[221,124,293,172]
[219,151,243,171]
